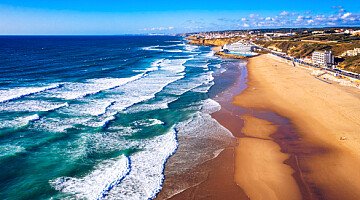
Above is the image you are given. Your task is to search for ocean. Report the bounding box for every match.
[0,36,239,199]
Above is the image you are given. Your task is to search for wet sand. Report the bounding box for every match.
[234,54,360,199]
[165,148,249,200]
[235,116,302,200]
[210,60,305,200]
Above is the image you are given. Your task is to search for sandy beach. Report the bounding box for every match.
[158,53,360,200]
[234,54,360,199]
[235,115,302,200]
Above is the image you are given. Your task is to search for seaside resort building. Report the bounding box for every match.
[223,41,255,53]
[223,41,258,56]
[312,51,334,67]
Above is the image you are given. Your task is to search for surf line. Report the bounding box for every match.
[97,156,132,200]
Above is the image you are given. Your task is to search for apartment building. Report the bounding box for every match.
[312,51,334,67]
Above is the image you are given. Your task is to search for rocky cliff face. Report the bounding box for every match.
[187,37,243,46]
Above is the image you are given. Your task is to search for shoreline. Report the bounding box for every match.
[157,59,249,200]
[210,58,306,199]
[157,54,307,199]
[158,44,360,199]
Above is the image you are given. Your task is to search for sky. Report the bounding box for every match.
[0,0,359,35]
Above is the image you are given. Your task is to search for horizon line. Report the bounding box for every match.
[1,25,359,36]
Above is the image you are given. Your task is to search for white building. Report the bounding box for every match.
[312,51,334,67]
[341,48,360,57]
[223,41,255,53]
[312,30,325,34]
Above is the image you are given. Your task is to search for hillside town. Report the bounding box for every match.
[187,27,360,79]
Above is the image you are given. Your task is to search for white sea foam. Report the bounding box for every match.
[176,43,186,46]
[165,71,214,96]
[191,81,214,93]
[156,59,188,74]
[205,51,215,58]
[77,131,140,154]
[200,98,221,114]
[164,41,182,43]
[184,44,199,52]
[33,117,89,133]
[0,84,61,103]
[106,125,140,135]
[45,75,142,100]
[50,155,131,200]
[20,114,40,124]
[51,129,178,200]
[0,145,26,158]
[199,63,210,70]
[108,59,187,112]
[85,112,117,128]
[125,96,178,113]
[0,101,68,112]
[172,111,234,168]
[142,46,164,51]
[132,119,164,127]
[0,114,40,129]
[219,68,227,74]
[133,62,159,73]
[187,62,209,70]
[61,100,114,117]
[31,59,187,131]
[151,59,165,67]
[106,129,178,200]
[164,49,183,53]
[214,63,221,69]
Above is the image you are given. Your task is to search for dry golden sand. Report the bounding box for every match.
[235,115,302,200]
[234,54,360,200]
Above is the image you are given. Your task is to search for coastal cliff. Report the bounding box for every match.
[187,36,255,59]
[187,36,243,46]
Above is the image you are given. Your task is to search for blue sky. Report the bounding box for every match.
[0,0,359,35]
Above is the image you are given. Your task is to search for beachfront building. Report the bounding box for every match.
[223,41,257,56]
[312,30,325,34]
[341,48,360,57]
[312,51,334,67]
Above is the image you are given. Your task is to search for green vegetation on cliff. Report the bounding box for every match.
[256,40,360,57]
[338,55,360,73]
[255,40,360,73]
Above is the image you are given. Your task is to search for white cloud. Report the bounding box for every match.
[142,26,175,31]
[211,6,359,30]
[341,12,352,19]
[280,11,289,16]
[296,15,304,21]
[265,17,275,21]
[307,19,315,24]
[249,14,258,18]
[315,15,325,21]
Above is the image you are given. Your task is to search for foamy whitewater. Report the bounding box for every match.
[0,36,229,199]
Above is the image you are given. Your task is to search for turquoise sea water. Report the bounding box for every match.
[0,36,231,199]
